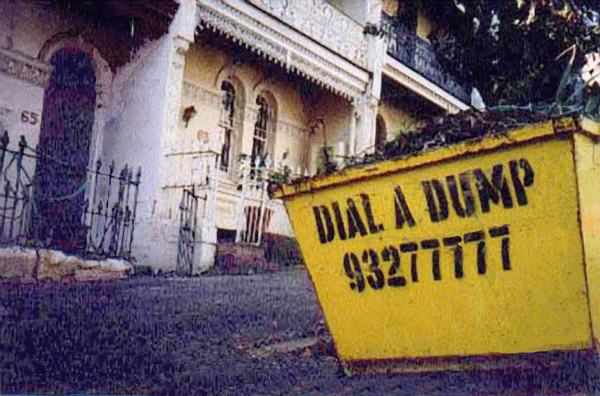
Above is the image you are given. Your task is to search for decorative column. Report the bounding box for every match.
[349,105,358,157]
[355,0,386,156]
[137,0,200,271]
[159,0,197,161]
[366,0,385,97]
[353,79,384,155]
[153,0,196,211]
[155,34,192,217]
[354,90,379,157]
[166,0,221,273]
[239,103,259,159]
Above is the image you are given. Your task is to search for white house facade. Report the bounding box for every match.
[0,0,469,274]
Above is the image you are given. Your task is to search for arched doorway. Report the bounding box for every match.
[32,48,97,253]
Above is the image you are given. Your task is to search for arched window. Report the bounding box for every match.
[375,114,387,151]
[219,81,236,171]
[251,95,272,164]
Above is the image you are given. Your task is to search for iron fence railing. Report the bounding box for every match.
[0,130,141,260]
[235,156,272,246]
[176,187,199,276]
[84,158,141,259]
[382,14,470,103]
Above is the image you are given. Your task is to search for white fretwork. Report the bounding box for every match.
[195,0,370,102]
[582,52,600,88]
[247,0,367,66]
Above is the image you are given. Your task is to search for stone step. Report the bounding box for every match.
[214,243,279,275]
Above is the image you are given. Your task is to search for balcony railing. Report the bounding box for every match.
[246,0,367,67]
[382,15,470,103]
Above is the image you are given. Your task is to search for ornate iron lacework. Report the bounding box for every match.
[247,0,367,66]
[0,130,141,260]
[196,0,367,101]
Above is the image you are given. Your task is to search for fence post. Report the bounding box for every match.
[118,168,133,257]
[109,164,127,257]
[0,181,9,244]
[255,158,271,246]
[85,158,102,255]
[208,153,218,223]
[127,167,141,259]
[8,137,26,241]
[235,157,249,244]
[0,131,9,188]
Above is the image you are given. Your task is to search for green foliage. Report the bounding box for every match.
[422,0,600,106]
[317,146,338,175]
[268,164,292,184]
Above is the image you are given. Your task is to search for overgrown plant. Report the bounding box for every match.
[414,0,600,107]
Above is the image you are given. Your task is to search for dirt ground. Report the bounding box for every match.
[0,269,595,395]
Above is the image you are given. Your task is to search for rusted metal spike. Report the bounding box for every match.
[18,135,26,152]
[120,164,128,180]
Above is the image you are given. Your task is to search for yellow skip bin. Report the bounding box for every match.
[273,116,600,371]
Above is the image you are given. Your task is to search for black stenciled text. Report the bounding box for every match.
[343,225,511,292]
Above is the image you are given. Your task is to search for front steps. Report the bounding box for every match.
[213,243,279,275]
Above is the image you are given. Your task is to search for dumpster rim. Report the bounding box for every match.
[339,347,595,375]
[273,117,590,199]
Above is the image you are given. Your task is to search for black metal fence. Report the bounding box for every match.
[0,131,140,260]
[176,187,199,276]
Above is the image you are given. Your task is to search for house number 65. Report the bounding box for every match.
[21,111,39,125]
